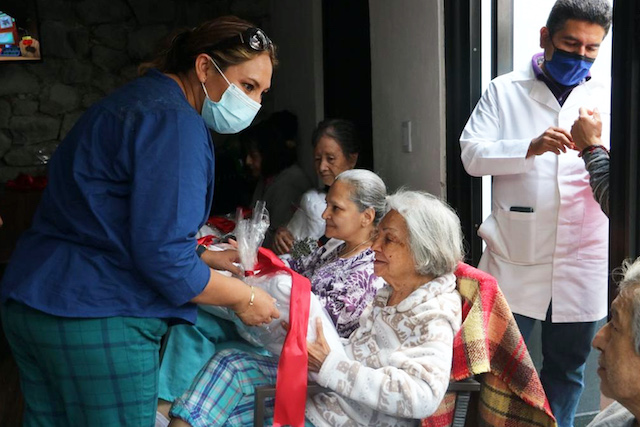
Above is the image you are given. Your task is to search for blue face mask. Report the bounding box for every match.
[201,58,261,134]
[544,46,595,86]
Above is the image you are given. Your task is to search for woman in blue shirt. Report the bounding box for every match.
[0,16,280,427]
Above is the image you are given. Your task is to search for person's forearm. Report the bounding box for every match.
[316,342,451,419]
[193,270,280,326]
[460,137,535,177]
[583,147,610,217]
[191,269,250,311]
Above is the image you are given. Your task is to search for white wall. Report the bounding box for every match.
[268,0,324,181]
[268,0,447,192]
[513,0,613,79]
[369,0,447,196]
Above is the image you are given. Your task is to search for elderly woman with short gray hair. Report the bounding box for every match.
[287,168,388,337]
[168,189,463,427]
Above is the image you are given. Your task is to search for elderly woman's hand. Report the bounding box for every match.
[308,317,331,372]
[571,107,603,151]
[273,227,294,255]
[233,285,280,326]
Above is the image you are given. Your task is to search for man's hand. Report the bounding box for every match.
[200,248,242,276]
[273,227,294,255]
[527,126,575,158]
[571,107,602,151]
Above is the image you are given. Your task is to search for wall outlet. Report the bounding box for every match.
[402,120,412,153]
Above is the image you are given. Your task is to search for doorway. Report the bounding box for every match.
[446,1,619,423]
[321,0,374,170]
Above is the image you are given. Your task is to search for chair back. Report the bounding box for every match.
[422,262,557,427]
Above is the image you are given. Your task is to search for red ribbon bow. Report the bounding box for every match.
[252,247,311,427]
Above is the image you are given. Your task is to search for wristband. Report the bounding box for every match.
[579,144,608,158]
[196,244,207,257]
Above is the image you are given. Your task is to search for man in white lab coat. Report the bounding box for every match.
[459,1,612,426]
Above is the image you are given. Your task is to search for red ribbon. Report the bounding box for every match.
[206,216,236,234]
[5,174,48,192]
[252,247,311,427]
[197,235,216,247]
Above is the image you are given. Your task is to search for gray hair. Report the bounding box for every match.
[546,0,612,38]
[334,169,387,225]
[616,257,640,355]
[386,190,464,277]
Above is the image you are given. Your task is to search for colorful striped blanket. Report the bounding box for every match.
[422,262,557,427]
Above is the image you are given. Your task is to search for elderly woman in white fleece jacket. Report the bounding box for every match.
[168,190,463,427]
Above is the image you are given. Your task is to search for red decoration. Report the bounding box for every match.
[206,216,236,234]
[197,235,216,247]
[250,248,311,427]
[5,174,48,192]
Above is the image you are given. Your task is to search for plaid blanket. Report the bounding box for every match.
[422,262,556,427]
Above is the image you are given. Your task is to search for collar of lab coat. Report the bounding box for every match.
[509,61,595,113]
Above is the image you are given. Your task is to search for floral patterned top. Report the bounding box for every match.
[288,239,384,338]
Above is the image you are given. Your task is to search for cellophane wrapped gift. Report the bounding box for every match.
[201,201,345,364]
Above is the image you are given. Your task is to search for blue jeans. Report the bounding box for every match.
[514,306,598,427]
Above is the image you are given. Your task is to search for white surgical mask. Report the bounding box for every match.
[200,58,261,134]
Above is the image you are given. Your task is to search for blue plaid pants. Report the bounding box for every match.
[2,300,167,427]
[170,349,316,426]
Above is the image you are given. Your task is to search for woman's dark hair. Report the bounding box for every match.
[240,110,298,178]
[311,119,361,159]
[546,0,612,38]
[139,15,277,76]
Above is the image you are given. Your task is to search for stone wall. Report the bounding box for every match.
[0,0,270,182]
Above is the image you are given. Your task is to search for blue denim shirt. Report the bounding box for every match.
[1,69,214,323]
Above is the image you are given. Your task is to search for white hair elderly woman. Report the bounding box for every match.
[167,190,463,427]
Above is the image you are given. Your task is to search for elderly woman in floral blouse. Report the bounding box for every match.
[156,169,386,421]
[168,190,464,427]
[287,169,387,337]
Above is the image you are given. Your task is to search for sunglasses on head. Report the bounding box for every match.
[212,27,272,52]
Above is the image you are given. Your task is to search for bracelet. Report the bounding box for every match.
[249,285,255,306]
[579,144,608,158]
[234,286,255,316]
[196,244,207,257]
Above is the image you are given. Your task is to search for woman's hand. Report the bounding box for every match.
[233,285,280,326]
[273,227,294,255]
[200,248,242,276]
[307,317,331,372]
[571,107,603,151]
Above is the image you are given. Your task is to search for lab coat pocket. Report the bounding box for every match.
[478,214,508,259]
[478,208,537,265]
